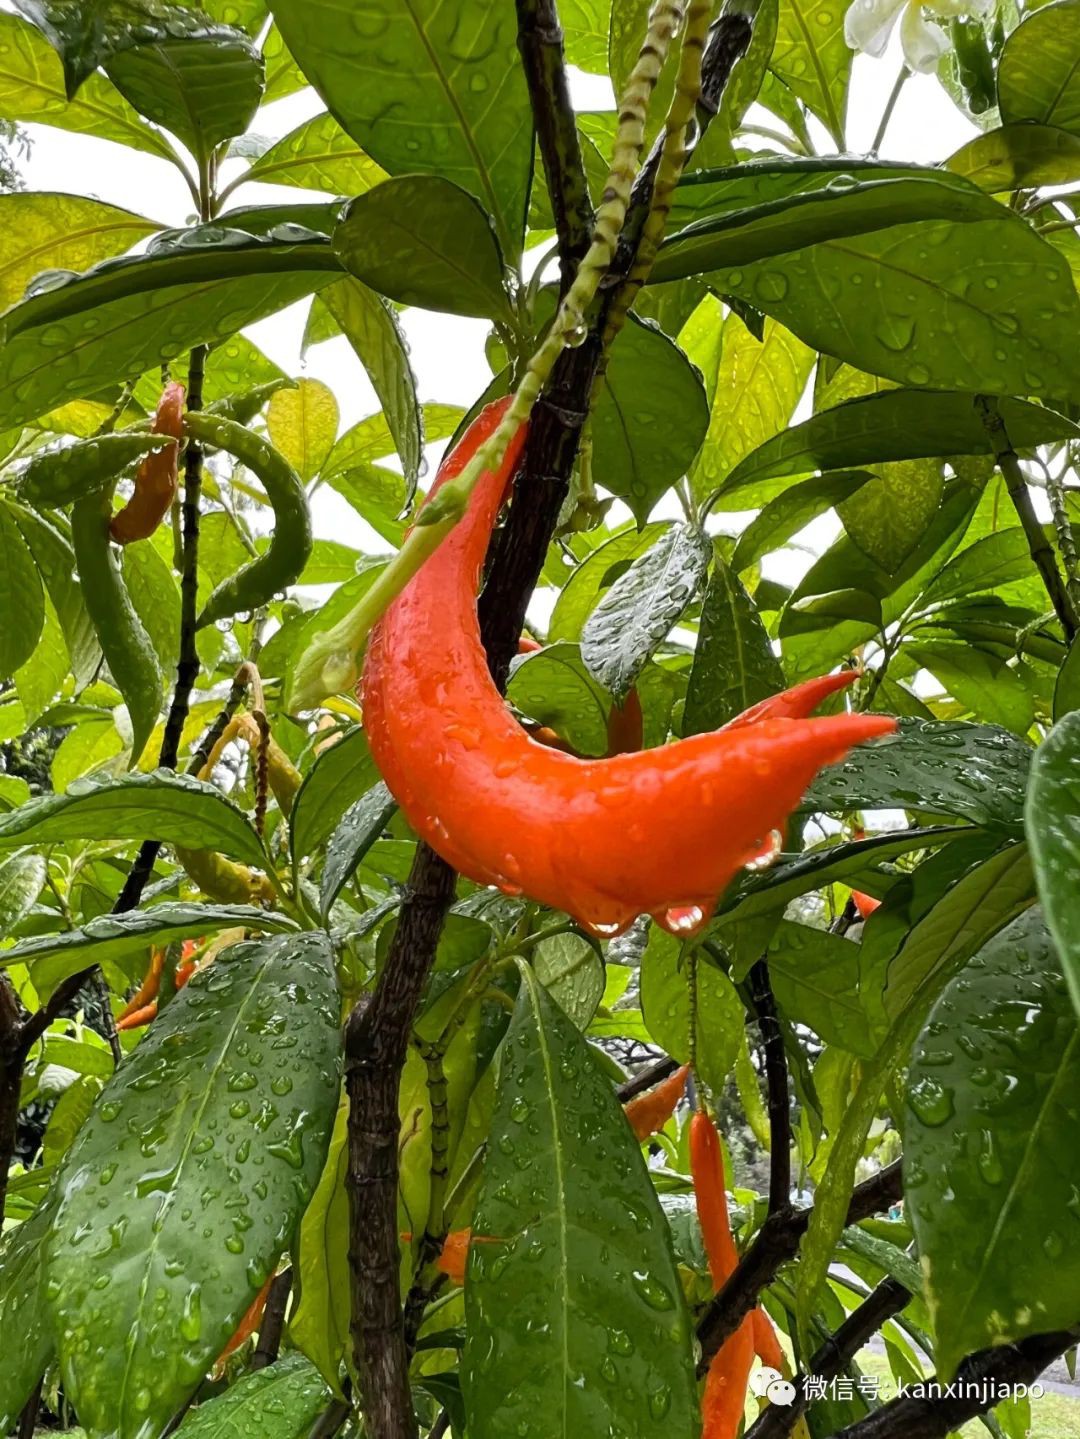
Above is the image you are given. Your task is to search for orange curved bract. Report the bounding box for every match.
[110,381,186,545]
[361,398,895,939]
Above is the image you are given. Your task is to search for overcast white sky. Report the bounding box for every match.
[12,16,979,583]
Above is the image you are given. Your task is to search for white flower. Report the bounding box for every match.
[844,0,991,74]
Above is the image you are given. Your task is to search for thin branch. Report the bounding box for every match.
[251,1268,292,1371]
[977,395,1078,641]
[745,1275,911,1439]
[617,1053,679,1102]
[16,1377,42,1439]
[695,1161,903,1373]
[515,0,593,282]
[833,1326,1080,1439]
[748,959,790,1217]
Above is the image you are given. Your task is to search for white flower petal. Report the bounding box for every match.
[845,0,907,56]
[900,3,951,71]
[931,0,987,17]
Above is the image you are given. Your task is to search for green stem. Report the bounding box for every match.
[869,65,909,155]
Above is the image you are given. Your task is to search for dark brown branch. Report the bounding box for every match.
[251,1268,292,1370]
[696,1161,903,1373]
[977,395,1078,641]
[833,1326,1080,1439]
[745,1276,911,1439]
[16,1377,42,1439]
[515,0,593,281]
[748,959,790,1216]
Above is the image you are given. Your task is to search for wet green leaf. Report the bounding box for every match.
[269,0,533,259]
[768,920,875,1058]
[549,522,669,642]
[581,525,711,703]
[320,780,397,922]
[174,1352,330,1437]
[0,1197,56,1431]
[772,0,850,145]
[837,458,944,572]
[0,501,44,676]
[290,1095,349,1393]
[243,109,388,195]
[533,932,605,1029]
[291,728,379,862]
[463,964,697,1438]
[998,0,1080,137]
[906,907,1080,1378]
[947,122,1080,191]
[1028,711,1080,1019]
[0,191,156,311]
[507,642,611,758]
[335,175,514,325]
[0,851,46,937]
[46,933,340,1439]
[683,551,783,734]
[267,377,339,483]
[732,470,871,570]
[641,926,743,1095]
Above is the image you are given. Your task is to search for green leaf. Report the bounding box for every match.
[641,926,743,1094]
[9,502,100,691]
[1027,711,1080,1020]
[549,522,669,642]
[768,920,875,1058]
[0,851,46,937]
[920,529,1033,607]
[0,1198,56,1431]
[319,781,397,923]
[947,122,1080,191]
[290,1095,349,1393]
[243,109,388,195]
[772,0,850,145]
[0,191,156,311]
[998,0,1080,138]
[122,538,182,674]
[105,21,265,165]
[335,175,514,325]
[683,552,783,735]
[268,0,533,259]
[561,0,610,72]
[46,933,340,1439]
[581,524,711,703]
[906,642,1035,736]
[0,10,175,159]
[533,932,605,1029]
[319,277,423,493]
[50,715,124,792]
[906,906,1080,1378]
[0,501,44,677]
[3,901,297,999]
[0,227,340,431]
[803,718,1032,833]
[718,390,1080,499]
[689,313,815,503]
[837,459,944,573]
[657,164,998,282]
[506,642,611,758]
[705,216,1080,402]
[266,377,339,483]
[1055,635,1080,720]
[0,769,267,864]
[732,470,871,570]
[174,1353,330,1437]
[594,317,709,523]
[19,597,78,731]
[463,964,698,1438]
[291,728,379,862]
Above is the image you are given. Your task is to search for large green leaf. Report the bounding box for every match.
[0,851,46,936]
[906,641,1034,736]
[289,1095,349,1392]
[507,642,612,758]
[0,227,340,430]
[0,10,175,159]
[768,920,875,1058]
[683,551,783,734]
[266,377,339,483]
[0,770,267,864]
[705,217,1080,401]
[290,728,379,862]
[9,502,100,690]
[641,926,743,1094]
[0,191,157,311]
[549,522,669,641]
[837,458,944,573]
[594,316,709,523]
[581,524,711,703]
[319,277,423,493]
[174,1353,330,1437]
[947,122,1080,191]
[717,390,1080,499]
[0,501,44,676]
[998,0,1080,137]
[689,313,814,503]
[0,1197,56,1431]
[802,718,1032,834]
[319,781,397,923]
[46,933,340,1439]
[242,109,388,195]
[906,906,1080,1378]
[463,964,698,1438]
[1027,711,1080,1019]
[267,0,533,259]
[105,22,264,164]
[656,163,1000,281]
[334,175,514,324]
[771,0,850,145]
[732,470,872,569]
[3,902,297,997]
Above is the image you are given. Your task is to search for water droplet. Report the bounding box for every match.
[907,1076,954,1127]
[976,1129,1004,1185]
[631,1271,674,1311]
